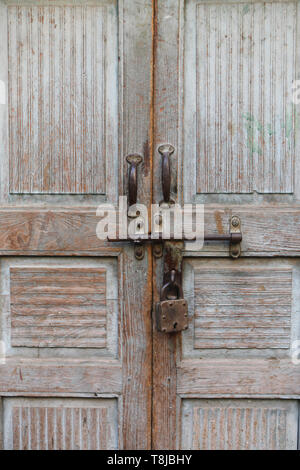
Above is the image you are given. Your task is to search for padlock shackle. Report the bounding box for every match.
[160,269,183,300]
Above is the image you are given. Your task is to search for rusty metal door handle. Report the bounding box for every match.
[126,154,143,207]
[158,144,174,203]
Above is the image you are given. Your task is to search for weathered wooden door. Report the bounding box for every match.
[0,0,152,449]
[1,0,300,452]
[153,0,300,450]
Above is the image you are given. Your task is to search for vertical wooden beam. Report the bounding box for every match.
[121,0,153,449]
[152,0,183,449]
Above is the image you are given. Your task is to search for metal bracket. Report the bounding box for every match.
[229,215,242,259]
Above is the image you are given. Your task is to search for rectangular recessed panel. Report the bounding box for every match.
[8,5,106,194]
[10,267,107,348]
[181,399,298,450]
[194,267,292,349]
[3,398,118,450]
[196,2,296,194]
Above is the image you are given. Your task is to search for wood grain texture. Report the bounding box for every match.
[154,0,300,452]
[120,0,153,449]
[10,267,107,348]
[152,0,183,449]
[4,397,118,450]
[0,359,121,394]
[194,267,292,349]
[181,399,298,450]
[178,359,300,397]
[195,2,296,194]
[0,206,298,255]
[0,209,118,254]
[0,0,152,451]
[152,0,180,204]
[185,206,300,256]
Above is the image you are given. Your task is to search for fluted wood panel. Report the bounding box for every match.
[10,267,108,348]
[3,398,117,450]
[194,267,292,349]
[181,400,298,450]
[196,2,296,194]
[8,5,106,194]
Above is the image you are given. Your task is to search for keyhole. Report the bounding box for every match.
[136,220,144,232]
[173,322,178,329]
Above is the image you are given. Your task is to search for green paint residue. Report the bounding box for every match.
[243,113,263,155]
[266,124,274,137]
[242,106,297,155]
[285,109,294,140]
[242,4,250,15]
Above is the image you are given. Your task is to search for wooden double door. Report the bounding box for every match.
[0,0,299,449]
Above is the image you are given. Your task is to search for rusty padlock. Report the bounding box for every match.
[156,269,188,333]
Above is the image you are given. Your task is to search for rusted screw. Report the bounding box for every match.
[169,302,173,307]
[135,245,144,260]
[153,244,162,256]
[162,315,166,319]
[162,328,167,332]
[231,216,239,227]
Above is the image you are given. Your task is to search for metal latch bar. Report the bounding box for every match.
[108,216,242,259]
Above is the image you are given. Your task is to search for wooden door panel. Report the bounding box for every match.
[1,0,118,204]
[184,0,299,203]
[182,258,299,354]
[153,0,300,450]
[181,399,298,450]
[0,256,121,446]
[2,397,118,449]
[0,0,153,450]
[178,258,300,407]
[2,258,118,354]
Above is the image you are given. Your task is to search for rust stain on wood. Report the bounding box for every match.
[214,211,224,234]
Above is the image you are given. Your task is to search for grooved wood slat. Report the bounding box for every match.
[10,267,107,348]
[194,267,292,349]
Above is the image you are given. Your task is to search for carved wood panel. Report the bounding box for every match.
[3,397,118,450]
[181,399,298,450]
[193,266,292,349]
[2,2,118,201]
[2,258,118,355]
